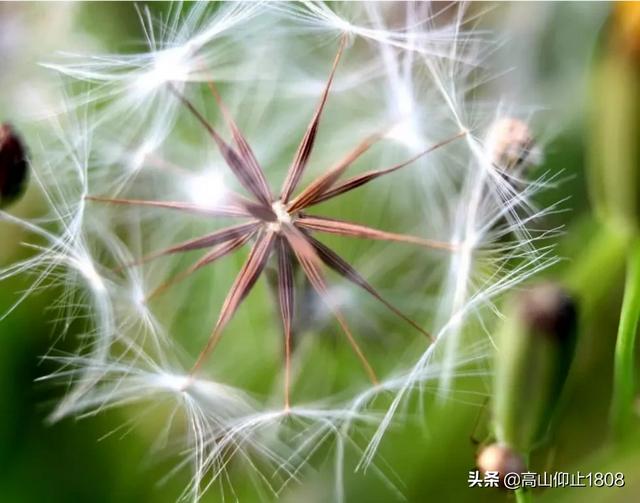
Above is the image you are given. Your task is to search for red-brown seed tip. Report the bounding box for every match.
[476,443,526,486]
[517,282,577,341]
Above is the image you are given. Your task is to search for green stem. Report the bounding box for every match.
[565,224,629,310]
[514,452,532,503]
[611,238,640,436]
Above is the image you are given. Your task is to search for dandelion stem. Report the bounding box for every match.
[515,488,532,503]
[611,237,640,436]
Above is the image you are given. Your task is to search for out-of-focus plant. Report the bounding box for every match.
[494,284,577,455]
[484,283,577,502]
[589,1,640,437]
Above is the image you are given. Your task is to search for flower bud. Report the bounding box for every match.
[0,123,29,208]
[476,443,525,485]
[485,118,541,176]
[493,283,577,453]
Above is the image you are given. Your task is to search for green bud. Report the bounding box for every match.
[493,283,577,453]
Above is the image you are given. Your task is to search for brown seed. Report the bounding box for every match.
[476,443,526,485]
[0,123,29,208]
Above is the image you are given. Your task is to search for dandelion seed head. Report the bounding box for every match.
[2,2,565,500]
[272,200,292,225]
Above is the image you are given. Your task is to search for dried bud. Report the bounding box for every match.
[493,283,577,453]
[0,123,29,208]
[485,118,541,175]
[476,443,525,485]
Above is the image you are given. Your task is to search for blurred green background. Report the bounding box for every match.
[1,2,640,502]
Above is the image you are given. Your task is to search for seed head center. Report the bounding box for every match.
[269,200,293,232]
